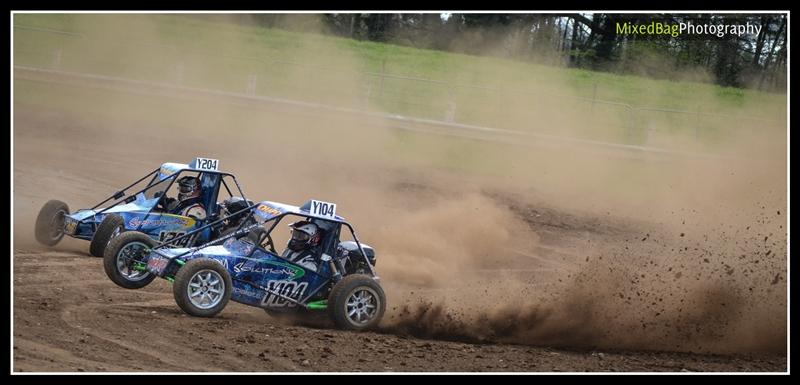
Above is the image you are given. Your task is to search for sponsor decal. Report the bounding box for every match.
[261,280,308,308]
[233,286,263,299]
[158,230,198,247]
[212,258,228,269]
[147,256,169,273]
[233,260,304,279]
[64,219,78,235]
[256,204,282,218]
[129,217,189,229]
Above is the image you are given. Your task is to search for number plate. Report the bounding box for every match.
[147,255,169,275]
[193,157,219,171]
[309,200,336,219]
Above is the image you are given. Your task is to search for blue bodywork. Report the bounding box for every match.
[143,200,366,310]
[64,193,205,244]
[149,239,331,308]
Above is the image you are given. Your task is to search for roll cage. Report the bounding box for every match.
[151,201,379,282]
[73,167,248,232]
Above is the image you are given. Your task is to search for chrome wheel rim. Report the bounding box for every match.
[188,269,225,309]
[345,287,379,326]
[49,209,66,240]
[110,225,122,240]
[115,241,150,281]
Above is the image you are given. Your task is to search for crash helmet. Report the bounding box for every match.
[177,176,202,202]
[287,221,321,251]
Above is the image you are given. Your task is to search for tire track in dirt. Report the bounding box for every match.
[60,301,217,371]
[13,337,133,372]
[57,286,301,371]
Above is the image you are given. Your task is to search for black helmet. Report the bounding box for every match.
[177,176,201,202]
[223,196,250,214]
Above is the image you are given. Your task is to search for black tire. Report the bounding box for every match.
[103,231,157,289]
[328,274,386,331]
[173,259,232,317]
[90,214,125,257]
[34,200,69,246]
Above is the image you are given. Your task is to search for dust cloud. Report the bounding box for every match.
[13,13,786,356]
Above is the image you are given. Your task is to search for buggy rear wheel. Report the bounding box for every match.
[35,200,69,246]
[328,274,386,331]
[173,259,232,317]
[90,214,125,257]
[103,231,157,289]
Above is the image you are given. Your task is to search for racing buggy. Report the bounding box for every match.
[103,198,385,331]
[34,157,255,257]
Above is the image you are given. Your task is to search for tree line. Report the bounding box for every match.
[197,13,788,91]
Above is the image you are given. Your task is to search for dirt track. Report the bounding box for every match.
[12,248,786,373]
[12,96,787,372]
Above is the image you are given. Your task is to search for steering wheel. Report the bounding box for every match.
[244,228,276,254]
[156,197,168,212]
[157,196,175,212]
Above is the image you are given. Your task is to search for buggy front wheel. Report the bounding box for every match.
[173,259,232,317]
[103,231,157,289]
[328,274,386,331]
[34,200,69,246]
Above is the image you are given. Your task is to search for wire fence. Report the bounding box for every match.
[13,24,786,148]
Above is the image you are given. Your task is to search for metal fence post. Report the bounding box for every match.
[645,117,657,146]
[363,81,372,109]
[174,62,184,85]
[695,107,701,139]
[378,58,386,97]
[246,73,257,95]
[445,87,457,122]
[52,48,62,70]
[629,106,637,144]
[497,86,503,110]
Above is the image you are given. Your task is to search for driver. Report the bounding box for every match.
[169,176,207,221]
[281,220,322,272]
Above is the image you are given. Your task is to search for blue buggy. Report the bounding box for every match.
[34,157,253,257]
[103,199,385,331]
